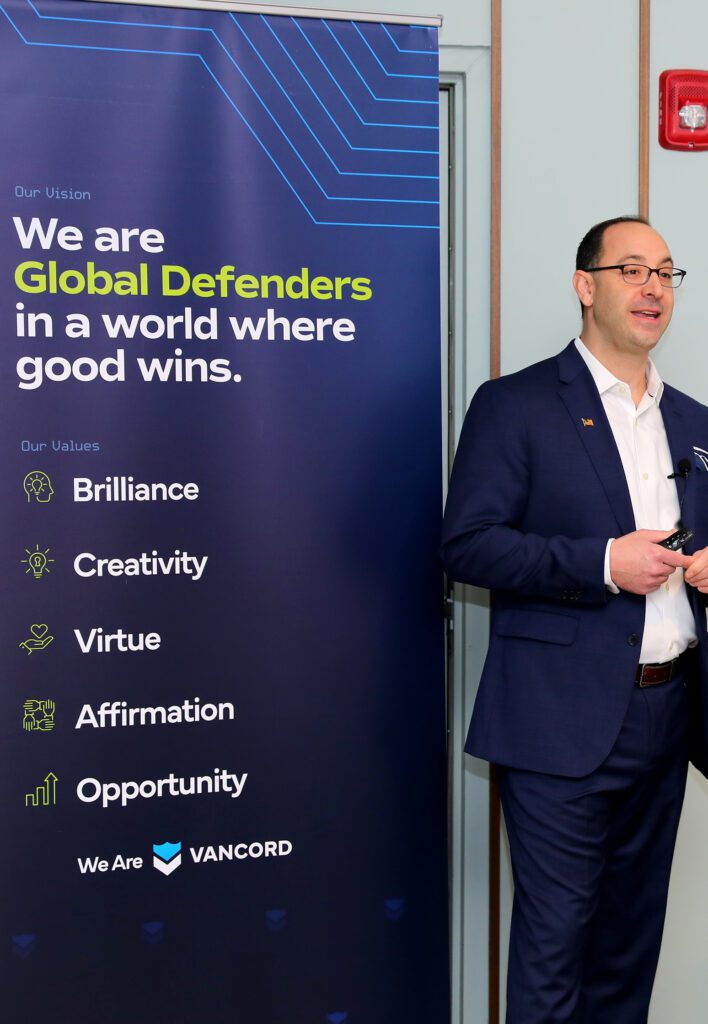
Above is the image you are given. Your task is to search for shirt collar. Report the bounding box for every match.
[574,337,664,404]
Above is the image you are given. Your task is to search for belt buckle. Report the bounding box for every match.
[638,664,653,688]
[638,657,677,688]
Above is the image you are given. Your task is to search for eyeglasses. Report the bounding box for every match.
[582,264,686,288]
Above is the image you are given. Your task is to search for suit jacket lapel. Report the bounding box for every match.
[660,385,697,550]
[556,342,636,537]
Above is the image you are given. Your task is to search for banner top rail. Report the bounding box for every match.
[87,0,442,28]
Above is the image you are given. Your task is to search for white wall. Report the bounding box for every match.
[500,0,640,373]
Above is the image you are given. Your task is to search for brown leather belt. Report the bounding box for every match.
[635,649,695,688]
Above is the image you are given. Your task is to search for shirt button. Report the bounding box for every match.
[627,633,640,646]
[642,472,649,480]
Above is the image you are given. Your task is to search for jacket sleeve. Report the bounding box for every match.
[440,379,609,605]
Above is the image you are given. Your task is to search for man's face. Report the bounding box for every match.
[577,221,675,356]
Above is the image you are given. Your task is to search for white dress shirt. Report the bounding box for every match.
[575,337,696,663]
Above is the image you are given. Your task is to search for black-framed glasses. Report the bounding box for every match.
[582,264,686,288]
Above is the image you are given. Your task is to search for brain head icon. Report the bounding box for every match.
[23,471,54,503]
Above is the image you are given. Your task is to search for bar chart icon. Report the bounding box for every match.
[25,772,58,807]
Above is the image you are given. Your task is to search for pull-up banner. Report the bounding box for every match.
[0,2,447,1021]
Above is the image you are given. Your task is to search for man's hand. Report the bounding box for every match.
[609,530,693,595]
[683,547,708,592]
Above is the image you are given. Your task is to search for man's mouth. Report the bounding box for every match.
[632,309,661,321]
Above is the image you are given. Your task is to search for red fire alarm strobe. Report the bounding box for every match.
[659,69,708,150]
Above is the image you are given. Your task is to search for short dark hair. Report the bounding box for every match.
[576,215,649,270]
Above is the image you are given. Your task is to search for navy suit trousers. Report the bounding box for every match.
[498,664,692,1024]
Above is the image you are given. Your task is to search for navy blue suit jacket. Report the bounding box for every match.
[441,341,708,777]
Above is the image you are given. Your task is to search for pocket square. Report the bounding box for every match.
[693,446,708,471]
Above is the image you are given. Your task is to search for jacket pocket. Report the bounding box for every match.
[493,609,578,645]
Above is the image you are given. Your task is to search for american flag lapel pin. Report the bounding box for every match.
[581,418,595,427]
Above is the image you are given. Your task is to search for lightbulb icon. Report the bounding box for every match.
[21,545,54,579]
[29,551,47,578]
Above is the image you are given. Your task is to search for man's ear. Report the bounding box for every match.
[573,269,594,309]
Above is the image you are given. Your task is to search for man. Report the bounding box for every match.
[441,216,708,1023]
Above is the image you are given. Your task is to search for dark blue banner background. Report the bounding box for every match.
[0,2,448,1022]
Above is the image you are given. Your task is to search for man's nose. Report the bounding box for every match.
[642,270,663,297]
